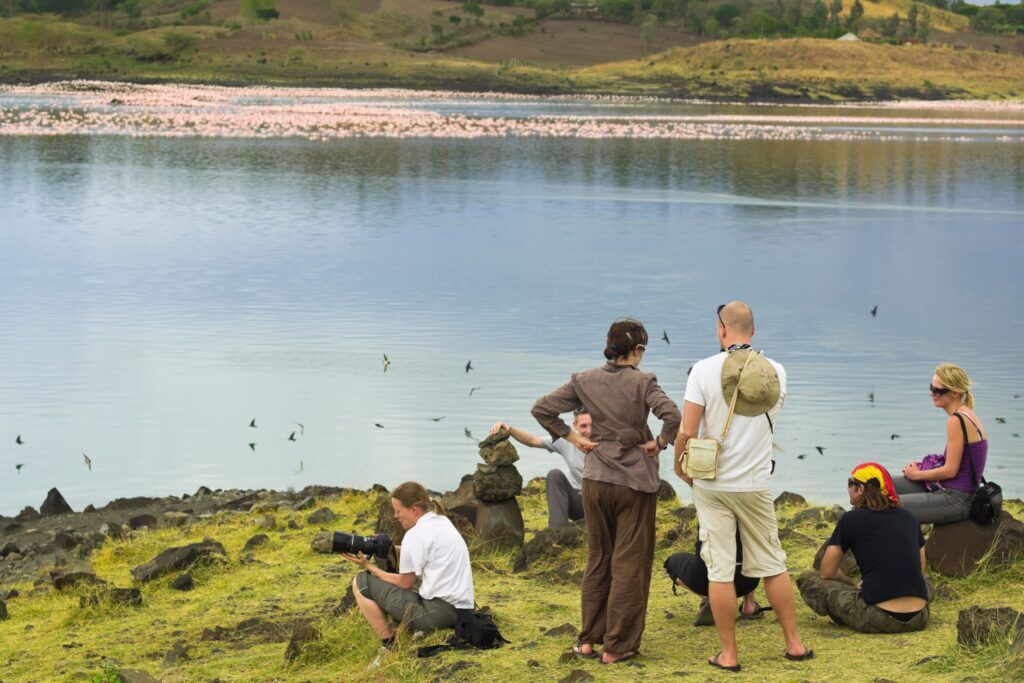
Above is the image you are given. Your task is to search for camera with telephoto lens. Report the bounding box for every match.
[331,531,392,559]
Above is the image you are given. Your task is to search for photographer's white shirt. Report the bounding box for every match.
[399,512,475,609]
[684,351,786,492]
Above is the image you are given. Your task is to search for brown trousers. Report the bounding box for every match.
[579,478,657,654]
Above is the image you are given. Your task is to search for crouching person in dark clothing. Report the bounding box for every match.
[343,481,475,649]
[797,463,934,634]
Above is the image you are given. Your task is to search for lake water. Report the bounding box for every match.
[1,84,1022,514]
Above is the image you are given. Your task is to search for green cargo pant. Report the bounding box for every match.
[796,572,930,634]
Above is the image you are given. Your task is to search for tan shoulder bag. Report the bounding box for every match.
[680,351,754,480]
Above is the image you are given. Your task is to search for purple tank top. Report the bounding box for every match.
[941,438,988,494]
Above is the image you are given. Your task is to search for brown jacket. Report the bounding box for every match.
[532,363,682,493]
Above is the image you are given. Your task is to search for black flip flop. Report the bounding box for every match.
[739,602,774,620]
[708,652,741,673]
[600,651,637,665]
[784,648,815,661]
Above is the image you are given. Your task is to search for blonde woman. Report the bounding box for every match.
[895,364,989,525]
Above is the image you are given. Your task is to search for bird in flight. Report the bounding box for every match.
[995,417,1006,424]
[797,454,807,460]
[293,460,303,474]
[375,423,385,429]
[469,387,482,396]
[870,306,878,317]
[431,417,446,422]
[15,463,24,473]
[464,427,474,440]
[815,446,825,455]
[891,434,901,440]
[1013,433,1020,438]
[249,419,257,428]
[288,431,297,442]
[83,453,92,472]
[662,330,670,345]
[15,434,23,445]
[465,360,473,373]
[295,422,305,435]
[868,392,874,403]
[248,443,257,452]
[383,353,390,373]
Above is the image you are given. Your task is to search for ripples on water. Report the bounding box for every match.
[0,84,1022,512]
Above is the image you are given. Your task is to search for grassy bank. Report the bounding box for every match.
[2,15,1024,100]
[0,484,1021,682]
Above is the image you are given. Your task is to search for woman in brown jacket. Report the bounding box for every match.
[532,318,681,664]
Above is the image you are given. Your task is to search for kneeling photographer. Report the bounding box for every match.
[341,481,475,649]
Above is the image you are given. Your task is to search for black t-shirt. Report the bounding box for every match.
[827,507,928,605]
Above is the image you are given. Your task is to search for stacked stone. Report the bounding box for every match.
[441,428,525,550]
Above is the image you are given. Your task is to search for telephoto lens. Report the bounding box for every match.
[331,531,392,559]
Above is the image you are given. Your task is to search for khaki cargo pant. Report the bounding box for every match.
[796,572,930,634]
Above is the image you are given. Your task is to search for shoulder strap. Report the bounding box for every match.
[953,412,982,488]
[720,350,756,440]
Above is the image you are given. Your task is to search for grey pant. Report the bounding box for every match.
[546,469,585,528]
[797,572,930,634]
[355,571,458,633]
[893,477,972,525]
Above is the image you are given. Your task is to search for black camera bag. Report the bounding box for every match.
[955,413,1002,526]
[417,609,509,657]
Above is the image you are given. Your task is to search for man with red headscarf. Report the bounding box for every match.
[796,462,934,633]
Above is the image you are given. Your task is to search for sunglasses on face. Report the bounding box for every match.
[847,479,862,488]
[717,304,726,327]
[929,384,951,396]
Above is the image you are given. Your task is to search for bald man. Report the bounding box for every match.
[674,302,811,672]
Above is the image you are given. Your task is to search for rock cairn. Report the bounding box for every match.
[441,428,525,550]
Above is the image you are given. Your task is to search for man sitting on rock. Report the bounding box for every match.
[797,463,934,633]
[489,408,590,528]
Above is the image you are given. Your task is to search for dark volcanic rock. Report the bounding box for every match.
[307,508,336,525]
[283,621,321,661]
[543,622,578,637]
[243,534,269,552]
[115,670,161,683]
[0,541,20,557]
[171,573,194,591]
[51,564,105,590]
[223,493,259,511]
[560,670,595,683]
[791,506,843,527]
[310,531,333,554]
[479,440,520,466]
[202,616,286,643]
[441,476,478,525]
[0,599,7,621]
[332,584,356,616]
[16,506,38,519]
[473,464,523,503]
[40,488,73,516]
[131,541,226,583]
[163,642,191,665]
[292,496,316,511]
[778,528,817,547]
[775,491,807,507]
[657,479,678,502]
[474,498,525,550]
[53,530,81,550]
[513,523,585,572]
[926,512,1024,578]
[128,514,159,530]
[79,587,143,608]
[194,486,213,497]
[104,497,162,511]
[478,428,511,449]
[957,606,1023,647]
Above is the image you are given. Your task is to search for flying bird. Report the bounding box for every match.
[375,423,385,429]
[1013,433,1020,438]
[465,360,473,373]
[868,392,874,403]
[293,460,303,474]
[83,453,92,472]
[995,417,1006,424]
[469,387,482,396]
[1014,394,1020,399]
[797,454,807,460]
[815,446,825,455]
[870,306,878,317]
[891,434,901,440]
[249,419,257,428]
[662,330,670,345]
[248,443,257,452]
[15,434,23,445]
[383,353,390,373]
[464,427,474,440]
[431,417,446,422]
[288,431,297,442]
[15,463,24,473]
[295,422,305,435]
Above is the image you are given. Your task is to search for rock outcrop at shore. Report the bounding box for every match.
[926,511,1024,577]
[131,541,226,583]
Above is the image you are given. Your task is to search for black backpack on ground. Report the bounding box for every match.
[954,412,1002,526]
[417,609,510,657]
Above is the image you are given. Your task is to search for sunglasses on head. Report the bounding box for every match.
[717,304,726,327]
[929,384,951,396]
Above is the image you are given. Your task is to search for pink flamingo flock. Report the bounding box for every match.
[0,82,1021,142]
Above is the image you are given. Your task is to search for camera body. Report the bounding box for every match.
[331,531,393,559]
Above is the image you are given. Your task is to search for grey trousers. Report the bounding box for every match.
[797,572,930,634]
[546,468,585,528]
[893,477,972,525]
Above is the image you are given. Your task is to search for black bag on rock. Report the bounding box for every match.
[955,413,1003,526]
[417,609,509,657]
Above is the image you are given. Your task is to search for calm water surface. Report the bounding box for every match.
[1,91,1023,513]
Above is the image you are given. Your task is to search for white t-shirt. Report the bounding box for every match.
[684,351,786,492]
[540,436,585,491]
[399,512,475,609]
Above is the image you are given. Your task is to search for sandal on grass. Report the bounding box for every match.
[708,652,741,673]
[784,648,815,661]
[600,651,637,665]
[739,601,773,620]
[572,642,598,659]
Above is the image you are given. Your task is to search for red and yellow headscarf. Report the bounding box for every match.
[850,462,900,505]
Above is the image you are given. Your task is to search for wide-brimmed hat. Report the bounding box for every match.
[721,349,780,417]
